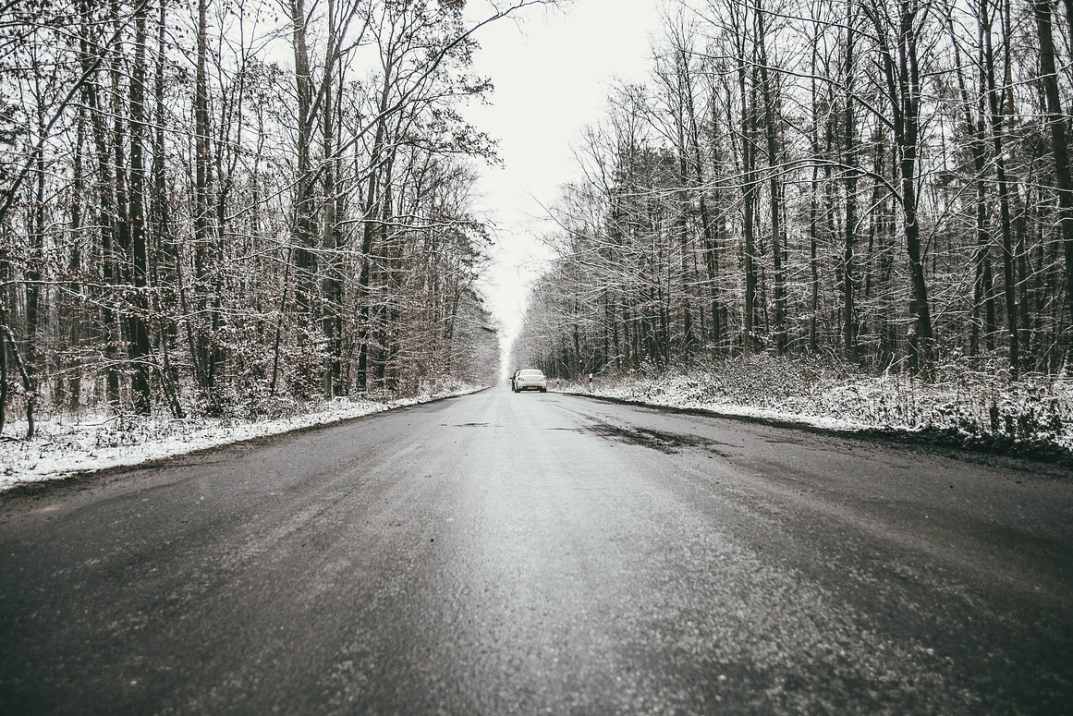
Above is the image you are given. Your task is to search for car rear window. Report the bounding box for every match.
[520,370,544,377]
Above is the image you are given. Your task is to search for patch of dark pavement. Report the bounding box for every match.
[586,421,731,457]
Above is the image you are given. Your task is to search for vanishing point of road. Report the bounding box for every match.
[1,388,1070,715]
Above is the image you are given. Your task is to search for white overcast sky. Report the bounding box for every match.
[462,0,664,354]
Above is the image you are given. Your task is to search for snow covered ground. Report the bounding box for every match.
[0,385,485,491]
[5,356,1071,492]
[560,354,1073,464]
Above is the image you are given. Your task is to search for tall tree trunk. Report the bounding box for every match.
[807,34,824,355]
[982,0,1021,373]
[357,65,393,393]
[110,0,133,406]
[737,46,760,354]
[290,0,317,313]
[1033,0,1073,338]
[809,170,820,354]
[128,0,152,414]
[321,0,345,398]
[79,0,121,407]
[22,65,48,436]
[756,0,786,354]
[694,76,720,349]
[192,0,219,391]
[674,53,695,362]
[288,0,322,398]
[152,0,183,418]
[67,107,86,411]
[842,4,859,361]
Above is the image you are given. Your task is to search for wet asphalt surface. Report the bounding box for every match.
[1,388,1071,715]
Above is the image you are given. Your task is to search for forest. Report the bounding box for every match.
[0,0,541,438]
[513,0,1073,390]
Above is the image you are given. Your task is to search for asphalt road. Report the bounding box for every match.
[1,388,1071,715]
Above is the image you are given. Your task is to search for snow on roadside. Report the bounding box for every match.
[561,355,1073,461]
[0,385,484,491]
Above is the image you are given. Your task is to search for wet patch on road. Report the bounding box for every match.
[765,436,808,446]
[587,422,730,456]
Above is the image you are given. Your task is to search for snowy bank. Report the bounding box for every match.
[563,355,1073,467]
[0,385,485,491]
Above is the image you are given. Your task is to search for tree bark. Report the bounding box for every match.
[1033,0,1073,339]
[842,3,859,361]
[756,0,786,355]
[981,0,1021,373]
[736,31,760,354]
[128,0,152,414]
